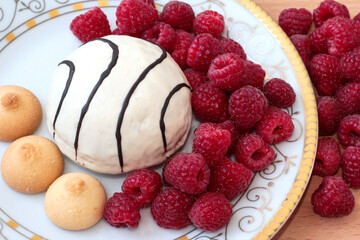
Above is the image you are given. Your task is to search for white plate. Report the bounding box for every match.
[0,1,317,239]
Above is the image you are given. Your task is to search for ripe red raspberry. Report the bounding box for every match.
[121,169,162,208]
[187,33,222,71]
[189,192,232,232]
[243,60,266,89]
[159,1,195,32]
[311,176,354,217]
[229,86,268,129]
[354,13,360,22]
[235,133,276,171]
[290,34,312,69]
[255,107,294,144]
[219,37,247,60]
[263,78,296,108]
[309,27,328,54]
[111,27,142,37]
[207,53,247,92]
[313,0,350,28]
[151,187,196,229]
[192,122,231,168]
[193,10,225,37]
[217,120,240,155]
[70,7,111,43]
[139,0,155,7]
[317,96,342,136]
[141,22,176,52]
[183,68,207,90]
[171,50,188,70]
[313,137,341,177]
[103,192,141,228]
[278,8,312,37]
[208,157,253,201]
[340,47,360,83]
[309,54,345,96]
[191,82,230,123]
[337,115,360,148]
[171,30,194,69]
[335,83,360,117]
[163,153,211,195]
[116,0,159,34]
[342,146,360,188]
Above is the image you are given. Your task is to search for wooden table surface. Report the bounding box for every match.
[251,0,360,239]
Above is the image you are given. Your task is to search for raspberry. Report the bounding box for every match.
[354,13,360,22]
[192,123,231,168]
[70,7,111,43]
[229,86,268,129]
[337,115,360,148]
[217,120,240,155]
[309,54,345,96]
[187,33,222,71]
[159,1,195,32]
[309,27,328,54]
[116,0,158,34]
[235,133,276,171]
[255,107,294,144]
[151,187,196,229]
[313,137,341,177]
[163,153,210,195]
[243,60,266,89]
[342,146,360,188]
[171,30,194,69]
[171,50,188,70]
[183,68,207,90]
[111,27,142,37]
[278,8,312,37]
[263,78,296,108]
[189,192,232,232]
[311,176,354,217]
[317,96,342,136]
[103,192,141,228]
[141,22,176,52]
[219,37,247,60]
[335,83,360,117]
[313,0,350,27]
[121,169,162,208]
[139,0,155,7]
[290,34,312,69]
[191,82,230,123]
[340,47,360,83]
[207,53,247,92]
[193,10,225,37]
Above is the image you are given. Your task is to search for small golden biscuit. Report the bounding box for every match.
[1,135,64,194]
[44,172,107,230]
[0,85,42,141]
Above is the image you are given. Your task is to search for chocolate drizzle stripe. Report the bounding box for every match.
[116,45,167,172]
[74,38,119,157]
[159,83,191,151]
[52,60,75,139]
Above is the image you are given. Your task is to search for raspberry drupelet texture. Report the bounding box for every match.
[139,0,155,7]
[263,78,296,109]
[121,169,162,208]
[335,82,360,117]
[207,53,247,92]
[255,107,294,144]
[111,27,142,37]
[313,137,341,177]
[290,34,312,69]
[243,60,266,89]
[193,10,225,37]
[183,68,207,90]
[278,8,312,37]
[191,82,230,123]
[229,86,268,129]
[340,47,360,83]
[217,120,240,155]
[151,187,196,229]
[116,0,159,34]
[189,192,232,232]
[219,37,247,60]
[172,30,194,69]
[159,1,195,32]
[337,115,360,148]
[317,96,342,136]
[235,133,276,171]
[311,176,354,217]
[103,192,141,228]
[309,27,328,54]
[309,54,345,96]
[313,0,350,27]
[192,122,232,168]
[208,157,253,201]
[163,153,211,195]
[354,12,360,22]
[342,146,360,188]
[141,22,176,52]
[70,7,111,43]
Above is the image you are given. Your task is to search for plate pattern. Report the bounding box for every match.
[0,0,317,240]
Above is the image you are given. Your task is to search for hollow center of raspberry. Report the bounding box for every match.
[350,130,360,141]
[132,187,142,196]
[251,150,263,161]
[273,125,283,135]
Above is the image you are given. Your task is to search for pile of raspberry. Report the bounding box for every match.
[278,0,360,218]
[70,0,297,232]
